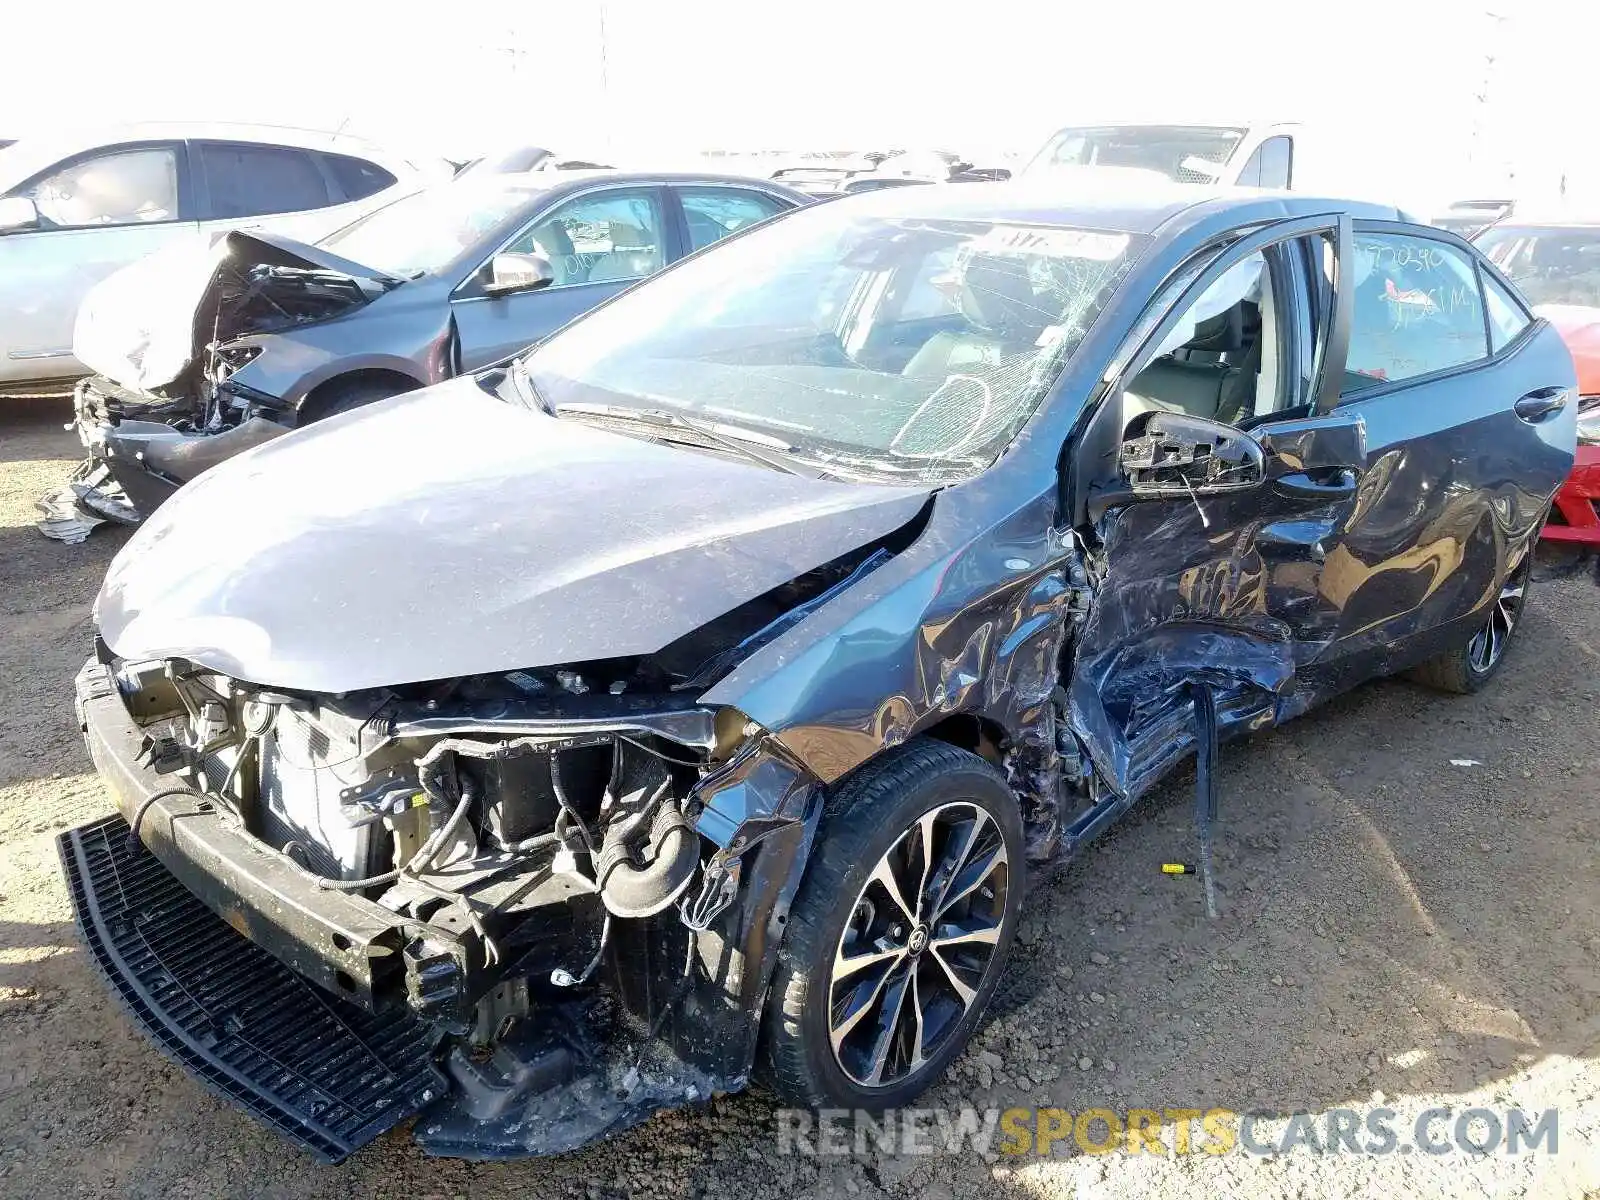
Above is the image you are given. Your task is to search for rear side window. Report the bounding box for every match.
[323,153,397,202]
[679,187,790,252]
[24,146,179,227]
[198,143,331,219]
[1342,232,1488,395]
[1482,272,1531,352]
[1234,137,1292,188]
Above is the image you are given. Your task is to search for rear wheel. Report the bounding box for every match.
[759,740,1024,1110]
[1408,554,1531,694]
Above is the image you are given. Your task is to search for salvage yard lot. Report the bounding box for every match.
[0,400,1596,1200]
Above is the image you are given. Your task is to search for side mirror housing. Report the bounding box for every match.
[0,196,41,234]
[1118,411,1265,498]
[484,251,554,297]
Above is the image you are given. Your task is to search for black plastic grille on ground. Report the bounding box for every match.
[57,813,445,1162]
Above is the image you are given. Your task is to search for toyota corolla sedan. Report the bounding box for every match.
[49,169,803,531]
[60,182,1575,1161]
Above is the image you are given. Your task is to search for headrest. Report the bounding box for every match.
[1186,307,1245,353]
[958,254,1047,338]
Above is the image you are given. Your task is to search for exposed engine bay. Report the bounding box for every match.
[127,658,712,1010]
[92,650,772,1156]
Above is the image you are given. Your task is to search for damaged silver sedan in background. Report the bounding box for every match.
[38,170,801,540]
[61,182,1575,1160]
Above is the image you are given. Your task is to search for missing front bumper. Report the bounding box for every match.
[73,659,423,1009]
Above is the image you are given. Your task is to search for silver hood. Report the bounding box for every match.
[73,230,394,393]
[96,377,932,693]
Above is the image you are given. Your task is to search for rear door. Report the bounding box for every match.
[1314,222,1575,669]
[451,185,671,371]
[0,140,198,384]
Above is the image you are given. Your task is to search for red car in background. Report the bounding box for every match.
[1476,220,1600,545]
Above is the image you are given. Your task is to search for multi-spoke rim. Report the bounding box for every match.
[1468,561,1529,673]
[828,801,1009,1089]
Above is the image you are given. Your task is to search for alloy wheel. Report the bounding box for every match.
[827,801,1010,1089]
[1467,563,1528,674]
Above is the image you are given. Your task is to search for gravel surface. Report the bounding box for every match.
[1,400,1596,1199]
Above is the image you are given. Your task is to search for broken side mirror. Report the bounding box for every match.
[1118,411,1265,499]
[0,196,41,234]
[484,251,554,297]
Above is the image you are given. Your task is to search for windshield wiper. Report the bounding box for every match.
[555,402,810,476]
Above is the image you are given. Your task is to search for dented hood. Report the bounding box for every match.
[73,230,393,392]
[95,376,932,693]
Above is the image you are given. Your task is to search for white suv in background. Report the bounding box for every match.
[0,123,452,393]
[1023,121,1300,190]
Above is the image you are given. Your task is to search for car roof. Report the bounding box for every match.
[0,122,443,187]
[535,168,806,191]
[1482,213,1600,231]
[21,121,397,152]
[1040,118,1302,136]
[825,177,1406,235]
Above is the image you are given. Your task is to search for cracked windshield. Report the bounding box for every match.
[522,201,1143,479]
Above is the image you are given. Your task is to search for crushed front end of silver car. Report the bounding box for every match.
[37,231,394,540]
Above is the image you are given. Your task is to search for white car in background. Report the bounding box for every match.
[1023,121,1301,190]
[0,123,452,394]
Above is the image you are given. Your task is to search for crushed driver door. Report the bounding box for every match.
[1067,214,1366,800]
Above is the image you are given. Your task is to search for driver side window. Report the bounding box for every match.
[1120,246,1286,430]
[25,146,179,228]
[504,190,664,288]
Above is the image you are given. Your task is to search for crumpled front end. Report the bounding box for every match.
[38,373,289,540]
[37,231,392,540]
[64,638,825,1159]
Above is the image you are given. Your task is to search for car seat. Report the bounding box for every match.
[586,221,661,283]
[901,254,1051,377]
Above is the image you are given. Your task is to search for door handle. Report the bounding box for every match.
[1273,467,1358,500]
[1514,386,1568,422]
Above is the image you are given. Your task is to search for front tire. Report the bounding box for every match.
[759,740,1024,1110]
[298,377,407,424]
[1408,553,1532,694]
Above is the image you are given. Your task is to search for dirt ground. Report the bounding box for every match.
[0,399,1596,1200]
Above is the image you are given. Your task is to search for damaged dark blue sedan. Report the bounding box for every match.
[62,181,1576,1161]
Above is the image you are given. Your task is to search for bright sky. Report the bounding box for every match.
[0,0,1577,209]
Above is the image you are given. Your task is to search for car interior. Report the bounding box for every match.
[519,205,663,287]
[899,254,1057,378]
[1065,248,1297,521]
[1118,251,1280,429]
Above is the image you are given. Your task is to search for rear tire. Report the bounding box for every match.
[759,740,1024,1110]
[1407,553,1532,694]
